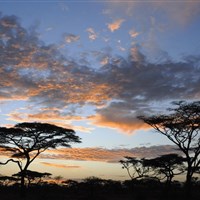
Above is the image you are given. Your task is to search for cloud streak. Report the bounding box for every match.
[129,29,139,38]
[39,145,179,163]
[40,162,81,169]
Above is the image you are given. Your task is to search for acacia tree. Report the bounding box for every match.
[0,175,18,186]
[144,154,185,190]
[0,122,81,197]
[138,101,200,195]
[12,170,52,187]
[119,157,150,181]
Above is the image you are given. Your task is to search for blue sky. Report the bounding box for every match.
[0,0,200,180]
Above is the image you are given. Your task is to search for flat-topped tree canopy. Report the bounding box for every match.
[0,122,81,155]
[0,122,81,196]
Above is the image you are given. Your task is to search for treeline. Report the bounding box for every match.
[0,175,200,200]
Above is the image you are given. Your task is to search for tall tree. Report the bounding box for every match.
[138,101,200,196]
[0,122,81,197]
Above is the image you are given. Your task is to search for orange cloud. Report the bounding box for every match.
[7,110,93,133]
[40,145,179,163]
[1,14,200,137]
[28,111,82,121]
[0,145,181,163]
[40,162,81,169]
[107,19,125,32]
[88,114,150,134]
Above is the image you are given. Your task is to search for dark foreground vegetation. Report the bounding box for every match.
[0,177,200,200]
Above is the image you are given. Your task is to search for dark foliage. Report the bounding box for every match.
[0,178,199,200]
[0,122,81,198]
[138,101,200,197]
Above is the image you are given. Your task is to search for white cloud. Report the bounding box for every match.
[64,34,80,43]
[86,28,98,41]
[129,29,140,38]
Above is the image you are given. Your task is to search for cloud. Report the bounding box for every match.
[7,110,93,133]
[155,0,200,26]
[100,56,109,65]
[40,145,179,163]
[105,0,200,26]
[0,141,185,163]
[28,110,82,121]
[102,8,112,15]
[118,46,126,52]
[64,33,80,43]
[129,46,145,63]
[0,15,112,107]
[40,162,81,169]
[1,14,200,134]
[88,113,149,134]
[87,47,200,132]
[86,28,98,41]
[46,27,53,32]
[129,29,140,38]
[107,19,125,32]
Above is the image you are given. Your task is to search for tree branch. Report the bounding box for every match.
[0,159,22,171]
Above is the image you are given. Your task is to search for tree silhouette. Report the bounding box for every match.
[12,170,52,187]
[62,179,79,188]
[120,157,150,181]
[144,154,185,191]
[83,176,104,198]
[138,101,200,196]
[0,122,81,198]
[0,175,18,186]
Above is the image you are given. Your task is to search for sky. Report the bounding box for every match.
[0,0,200,181]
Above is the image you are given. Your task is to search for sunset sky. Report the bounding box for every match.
[0,0,200,181]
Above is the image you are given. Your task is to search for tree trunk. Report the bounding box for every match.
[163,177,172,199]
[185,165,193,198]
[20,171,26,198]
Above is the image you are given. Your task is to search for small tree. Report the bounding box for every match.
[83,176,104,198]
[120,157,151,197]
[144,154,185,190]
[0,175,19,186]
[138,101,200,196]
[0,122,81,197]
[120,157,150,181]
[12,170,52,187]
